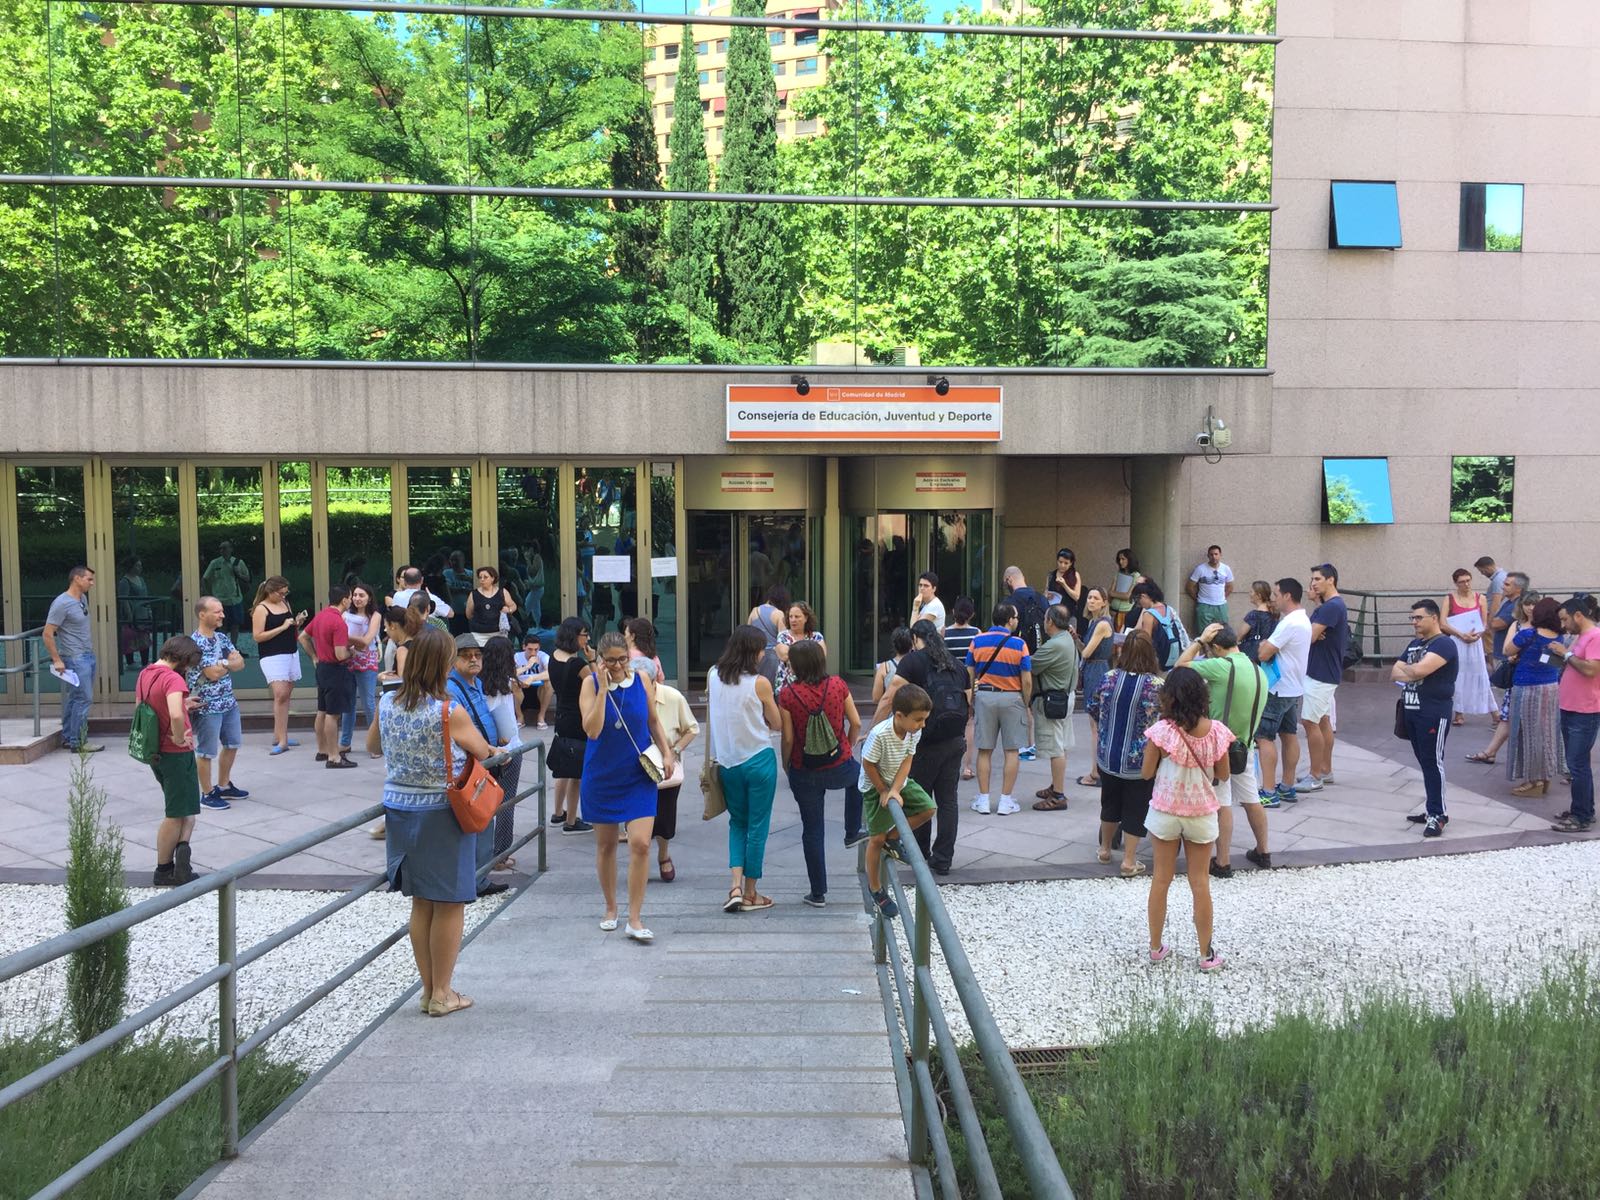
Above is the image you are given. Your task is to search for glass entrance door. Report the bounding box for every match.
[685,512,809,680]
[842,510,993,674]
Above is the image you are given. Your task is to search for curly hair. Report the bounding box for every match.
[1159,665,1210,730]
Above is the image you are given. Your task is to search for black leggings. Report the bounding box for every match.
[910,736,964,870]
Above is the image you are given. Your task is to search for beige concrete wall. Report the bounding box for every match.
[0,365,1270,460]
[996,457,1137,594]
[1185,0,1600,600]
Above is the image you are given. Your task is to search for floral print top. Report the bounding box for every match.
[379,692,452,811]
[1087,669,1162,780]
[1145,718,1234,817]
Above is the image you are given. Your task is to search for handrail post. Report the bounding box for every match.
[536,743,548,876]
[218,879,240,1159]
[907,882,932,1168]
[31,637,42,737]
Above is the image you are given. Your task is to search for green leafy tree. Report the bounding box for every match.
[609,27,666,362]
[665,25,715,335]
[1325,476,1371,525]
[64,754,130,1046]
[717,0,788,356]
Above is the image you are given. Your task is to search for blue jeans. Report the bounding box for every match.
[59,651,96,748]
[1561,709,1599,823]
[340,670,379,749]
[787,756,862,899]
[721,748,777,881]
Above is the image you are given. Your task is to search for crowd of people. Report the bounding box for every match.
[34,542,1599,990]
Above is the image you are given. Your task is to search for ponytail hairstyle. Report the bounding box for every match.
[909,619,959,675]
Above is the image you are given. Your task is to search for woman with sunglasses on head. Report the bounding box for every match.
[579,632,676,942]
[1046,548,1086,639]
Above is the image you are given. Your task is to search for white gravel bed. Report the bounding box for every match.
[0,884,506,1071]
[927,841,1600,1048]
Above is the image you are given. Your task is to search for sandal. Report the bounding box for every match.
[1119,861,1147,878]
[1465,752,1496,764]
[741,893,775,911]
[427,990,475,1018]
[722,887,744,913]
[1512,781,1549,797]
[1077,775,1102,788]
[1097,849,1111,863]
[960,767,975,781]
[1032,795,1068,811]
[493,856,516,871]
[659,858,676,883]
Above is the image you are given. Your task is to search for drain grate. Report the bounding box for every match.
[1010,1045,1094,1074]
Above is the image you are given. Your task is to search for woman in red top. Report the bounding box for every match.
[777,639,863,907]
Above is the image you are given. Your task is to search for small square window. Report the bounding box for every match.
[1328,181,1401,249]
[1450,456,1514,523]
[797,29,819,45]
[695,41,708,55]
[698,70,710,85]
[701,99,711,113]
[715,70,724,83]
[663,102,674,119]
[1459,183,1523,252]
[796,56,819,75]
[1322,458,1395,525]
[665,73,676,89]
[717,38,728,53]
[770,31,785,46]
[665,43,679,59]
[773,61,786,75]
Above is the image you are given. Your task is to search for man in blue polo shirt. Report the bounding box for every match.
[964,603,1032,817]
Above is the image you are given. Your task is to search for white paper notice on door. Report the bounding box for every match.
[592,555,631,583]
[650,556,678,578]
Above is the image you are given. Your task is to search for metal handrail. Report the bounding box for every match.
[860,806,1073,1200]
[0,740,548,1200]
[1344,587,1595,663]
[0,626,46,737]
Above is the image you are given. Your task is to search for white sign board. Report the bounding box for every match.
[650,556,678,578]
[726,384,1002,442]
[592,555,631,583]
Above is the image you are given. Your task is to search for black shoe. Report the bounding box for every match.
[152,866,177,887]
[1244,848,1273,870]
[174,840,192,878]
[1423,817,1443,838]
[801,894,827,908]
[1209,861,1233,879]
[844,831,869,849]
[325,758,358,769]
[872,889,899,919]
[1406,813,1449,826]
[476,882,510,898]
[562,819,594,835]
[315,752,328,762]
[931,863,952,876]
[883,839,907,864]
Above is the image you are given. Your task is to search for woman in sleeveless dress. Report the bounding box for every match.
[580,632,676,941]
[744,585,791,686]
[251,575,307,755]
[546,617,594,833]
[1441,568,1493,723]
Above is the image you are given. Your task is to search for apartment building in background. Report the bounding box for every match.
[644,0,841,165]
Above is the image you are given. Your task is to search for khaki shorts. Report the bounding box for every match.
[1301,678,1337,723]
[974,690,1027,751]
[1032,707,1074,758]
[1145,808,1219,844]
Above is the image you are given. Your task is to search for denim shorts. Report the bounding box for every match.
[193,705,242,759]
[1255,692,1301,740]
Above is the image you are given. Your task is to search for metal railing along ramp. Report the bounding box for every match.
[0,743,549,1200]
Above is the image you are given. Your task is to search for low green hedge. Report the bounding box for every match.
[954,967,1600,1199]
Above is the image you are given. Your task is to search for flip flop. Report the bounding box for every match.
[723,888,744,913]
[1097,849,1112,863]
[960,768,975,780]
[1465,752,1496,764]
[1077,776,1102,788]
[428,990,474,1017]
[1119,862,1147,878]
[659,859,676,882]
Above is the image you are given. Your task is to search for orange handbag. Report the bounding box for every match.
[442,700,504,834]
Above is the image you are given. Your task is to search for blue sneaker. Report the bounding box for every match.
[1276,784,1299,804]
[1018,745,1037,761]
[218,783,250,800]
[200,788,231,811]
[1258,789,1281,809]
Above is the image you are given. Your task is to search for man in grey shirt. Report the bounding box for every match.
[43,565,103,752]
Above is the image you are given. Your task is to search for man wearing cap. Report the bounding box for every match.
[447,634,510,898]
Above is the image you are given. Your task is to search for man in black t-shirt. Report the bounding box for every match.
[1390,599,1460,839]
[879,621,970,875]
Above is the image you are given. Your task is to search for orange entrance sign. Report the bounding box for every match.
[726,384,1003,442]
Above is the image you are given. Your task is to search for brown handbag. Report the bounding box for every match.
[442,700,504,834]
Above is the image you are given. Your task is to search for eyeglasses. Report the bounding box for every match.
[602,655,629,666]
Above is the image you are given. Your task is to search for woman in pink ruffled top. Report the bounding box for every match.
[1140,666,1235,972]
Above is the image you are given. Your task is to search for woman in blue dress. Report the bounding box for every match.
[580,632,677,942]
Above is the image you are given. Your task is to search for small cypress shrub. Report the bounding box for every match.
[64,751,130,1045]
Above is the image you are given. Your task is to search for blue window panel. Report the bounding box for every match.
[1329,181,1401,249]
[1322,458,1395,525]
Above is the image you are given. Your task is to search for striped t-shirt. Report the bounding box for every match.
[942,624,979,660]
[964,627,1031,691]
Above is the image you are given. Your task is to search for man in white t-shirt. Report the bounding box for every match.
[911,571,946,631]
[515,634,551,728]
[1254,576,1311,807]
[392,567,454,619]
[1186,545,1234,631]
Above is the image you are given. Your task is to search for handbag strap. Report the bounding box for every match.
[972,635,1006,684]
[603,674,648,757]
[440,699,454,782]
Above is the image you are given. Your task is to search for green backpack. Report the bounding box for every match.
[127,674,162,765]
[800,684,842,769]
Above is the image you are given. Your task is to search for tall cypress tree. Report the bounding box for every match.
[610,26,665,361]
[664,25,714,324]
[716,0,788,352]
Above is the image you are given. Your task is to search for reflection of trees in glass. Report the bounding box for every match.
[0,0,1273,368]
[1450,456,1513,523]
[1324,476,1371,525]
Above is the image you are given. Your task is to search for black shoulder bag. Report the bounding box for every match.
[1220,657,1258,774]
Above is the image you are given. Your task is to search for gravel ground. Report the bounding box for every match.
[928,841,1600,1048]
[0,885,506,1070]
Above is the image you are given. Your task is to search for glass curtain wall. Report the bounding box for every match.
[13,466,88,695]
[574,466,637,636]
[194,465,267,688]
[406,466,475,630]
[325,466,394,611]
[109,466,183,691]
[495,466,561,632]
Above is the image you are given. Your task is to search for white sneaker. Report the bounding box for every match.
[997,795,1021,815]
[971,794,991,814]
[1294,776,1324,793]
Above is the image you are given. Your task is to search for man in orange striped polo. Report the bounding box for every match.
[965,603,1033,816]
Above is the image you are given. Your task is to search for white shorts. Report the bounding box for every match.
[1145,809,1219,844]
[1301,678,1337,723]
[260,654,303,685]
[1221,760,1260,807]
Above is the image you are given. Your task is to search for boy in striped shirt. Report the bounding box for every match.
[860,684,936,918]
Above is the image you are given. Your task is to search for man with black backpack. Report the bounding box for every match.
[1003,566,1049,761]
[878,619,971,875]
